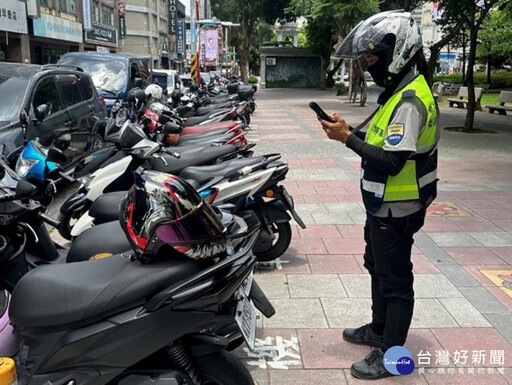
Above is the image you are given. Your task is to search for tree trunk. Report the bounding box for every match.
[486,56,491,85]
[319,57,329,89]
[464,25,478,132]
[357,60,367,106]
[326,59,343,88]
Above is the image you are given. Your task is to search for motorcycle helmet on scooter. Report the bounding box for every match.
[120,168,227,261]
[127,87,146,110]
[334,10,422,87]
[144,84,163,101]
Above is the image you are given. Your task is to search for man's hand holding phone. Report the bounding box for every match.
[309,102,351,144]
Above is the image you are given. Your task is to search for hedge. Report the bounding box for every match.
[433,74,512,89]
[248,76,258,84]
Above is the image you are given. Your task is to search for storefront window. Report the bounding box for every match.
[101,5,113,26]
[70,0,76,14]
[59,0,67,12]
[39,0,50,7]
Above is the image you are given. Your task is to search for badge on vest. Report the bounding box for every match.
[386,123,405,146]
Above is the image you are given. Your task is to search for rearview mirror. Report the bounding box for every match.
[35,104,50,122]
[46,147,67,164]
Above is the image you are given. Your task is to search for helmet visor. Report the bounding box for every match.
[154,201,226,245]
[333,13,394,59]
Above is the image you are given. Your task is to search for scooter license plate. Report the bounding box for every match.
[235,277,257,350]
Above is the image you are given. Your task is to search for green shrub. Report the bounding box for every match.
[335,82,347,95]
[248,76,258,84]
[433,73,512,89]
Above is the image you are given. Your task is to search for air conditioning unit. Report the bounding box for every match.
[266,57,276,66]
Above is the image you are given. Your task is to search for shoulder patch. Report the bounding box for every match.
[403,90,416,98]
[386,123,405,146]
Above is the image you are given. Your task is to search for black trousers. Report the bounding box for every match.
[363,208,426,350]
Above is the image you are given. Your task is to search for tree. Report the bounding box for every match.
[210,0,289,83]
[477,9,512,83]
[438,0,506,131]
[288,0,379,91]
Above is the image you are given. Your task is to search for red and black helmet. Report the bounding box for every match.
[120,168,227,261]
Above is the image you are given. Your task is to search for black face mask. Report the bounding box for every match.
[367,49,393,88]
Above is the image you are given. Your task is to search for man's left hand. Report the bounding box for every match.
[320,113,351,144]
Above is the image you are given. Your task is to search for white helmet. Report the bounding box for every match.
[335,11,422,76]
[144,84,163,100]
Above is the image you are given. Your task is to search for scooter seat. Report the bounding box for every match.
[149,144,237,174]
[10,253,203,328]
[179,156,264,187]
[89,191,127,224]
[182,122,239,135]
[67,221,131,262]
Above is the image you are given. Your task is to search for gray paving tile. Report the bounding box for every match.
[323,203,365,215]
[348,213,367,225]
[484,313,512,344]
[414,232,438,247]
[416,246,458,265]
[414,274,463,298]
[287,274,347,298]
[460,287,511,315]
[296,204,328,214]
[436,264,481,287]
[262,299,328,329]
[439,297,492,327]
[311,213,354,225]
[321,298,373,328]
[310,170,350,181]
[438,184,470,191]
[339,274,370,298]
[427,232,482,247]
[411,299,459,328]
[469,232,512,247]
[254,274,290,299]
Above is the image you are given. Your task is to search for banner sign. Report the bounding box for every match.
[33,13,83,43]
[168,0,177,36]
[204,29,218,61]
[118,2,126,39]
[177,19,185,54]
[85,22,118,46]
[0,0,28,34]
[83,0,91,30]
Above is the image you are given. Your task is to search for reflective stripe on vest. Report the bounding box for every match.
[362,75,438,207]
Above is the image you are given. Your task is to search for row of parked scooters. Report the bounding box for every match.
[0,78,306,384]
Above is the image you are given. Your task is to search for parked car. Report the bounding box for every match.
[58,52,151,115]
[151,69,184,95]
[0,62,107,170]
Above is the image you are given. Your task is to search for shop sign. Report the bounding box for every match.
[118,2,126,39]
[33,13,83,43]
[168,0,177,36]
[177,19,185,54]
[0,0,28,34]
[85,22,118,46]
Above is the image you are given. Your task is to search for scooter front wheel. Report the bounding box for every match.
[254,221,292,262]
[195,350,254,385]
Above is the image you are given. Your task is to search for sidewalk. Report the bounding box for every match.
[238,88,512,384]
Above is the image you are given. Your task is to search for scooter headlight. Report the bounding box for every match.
[15,157,39,178]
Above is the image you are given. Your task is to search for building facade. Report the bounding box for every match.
[0,0,120,64]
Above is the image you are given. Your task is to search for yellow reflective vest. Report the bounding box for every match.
[361,75,439,213]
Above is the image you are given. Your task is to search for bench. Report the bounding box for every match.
[447,86,484,111]
[486,91,512,115]
[442,82,461,96]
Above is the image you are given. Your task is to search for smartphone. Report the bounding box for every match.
[309,102,336,123]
